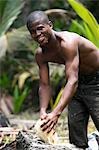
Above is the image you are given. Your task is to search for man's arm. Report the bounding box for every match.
[53,43,79,115]
[35,51,51,119]
[39,63,51,118]
[40,41,79,133]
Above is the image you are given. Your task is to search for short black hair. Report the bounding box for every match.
[26,11,49,32]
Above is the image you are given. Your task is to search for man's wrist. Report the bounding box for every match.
[52,108,62,117]
[40,108,46,113]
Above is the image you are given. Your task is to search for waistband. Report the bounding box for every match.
[78,71,99,84]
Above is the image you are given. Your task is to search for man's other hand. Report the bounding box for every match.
[40,112,59,133]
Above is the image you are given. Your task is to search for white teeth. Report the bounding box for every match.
[38,37,44,42]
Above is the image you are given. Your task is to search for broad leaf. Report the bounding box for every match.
[67,0,99,41]
[0,0,24,36]
[0,0,7,19]
[18,72,31,89]
[83,22,97,45]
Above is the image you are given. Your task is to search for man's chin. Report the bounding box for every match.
[39,41,48,47]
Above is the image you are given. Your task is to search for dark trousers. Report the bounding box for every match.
[68,71,99,148]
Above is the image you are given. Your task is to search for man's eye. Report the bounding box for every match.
[37,27,44,30]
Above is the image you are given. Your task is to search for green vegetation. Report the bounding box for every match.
[0,0,98,114]
[0,0,24,36]
[68,0,99,48]
[13,85,30,113]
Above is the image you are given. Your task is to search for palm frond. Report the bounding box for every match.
[0,0,24,36]
[67,0,99,47]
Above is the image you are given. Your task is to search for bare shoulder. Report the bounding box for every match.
[56,31,79,41]
[35,47,42,54]
[55,31,80,50]
[56,31,79,56]
[55,30,98,51]
[78,36,98,50]
[35,47,43,66]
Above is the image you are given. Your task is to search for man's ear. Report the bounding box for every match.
[48,21,53,28]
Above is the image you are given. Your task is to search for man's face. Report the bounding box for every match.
[29,20,52,46]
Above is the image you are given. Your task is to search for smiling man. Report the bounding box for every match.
[26,11,99,149]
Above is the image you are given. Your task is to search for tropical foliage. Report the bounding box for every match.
[0,0,99,114]
[0,0,24,58]
[67,0,99,47]
[0,0,31,113]
[0,0,24,36]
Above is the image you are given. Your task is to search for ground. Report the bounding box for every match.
[0,108,97,149]
[8,108,97,143]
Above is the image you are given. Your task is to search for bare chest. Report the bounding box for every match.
[42,49,65,64]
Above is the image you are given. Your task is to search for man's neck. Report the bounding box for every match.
[41,30,59,51]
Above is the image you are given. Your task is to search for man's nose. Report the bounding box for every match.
[36,30,41,36]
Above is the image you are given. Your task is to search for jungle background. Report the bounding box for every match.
[0,0,99,148]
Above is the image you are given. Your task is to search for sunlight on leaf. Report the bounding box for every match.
[67,0,99,47]
[0,35,8,59]
[53,88,63,109]
[0,0,24,36]
[18,72,31,89]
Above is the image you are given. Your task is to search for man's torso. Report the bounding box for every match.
[36,31,99,74]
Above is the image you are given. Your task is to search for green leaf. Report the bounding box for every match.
[0,0,24,36]
[13,85,19,101]
[69,20,86,35]
[0,73,9,88]
[67,0,99,40]
[0,0,7,19]
[14,86,29,113]
[53,88,63,109]
[83,22,97,45]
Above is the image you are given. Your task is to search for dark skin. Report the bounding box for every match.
[29,18,99,133]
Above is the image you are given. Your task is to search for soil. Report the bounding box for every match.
[8,108,97,142]
[0,108,97,149]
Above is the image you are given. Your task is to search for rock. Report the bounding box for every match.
[0,111,10,127]
[16,131,76,150]
[1,141,16,150]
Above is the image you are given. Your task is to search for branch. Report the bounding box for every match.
[45,9,75,18]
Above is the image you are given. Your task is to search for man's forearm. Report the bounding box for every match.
[39,84,52,112]
[52,80,78,115]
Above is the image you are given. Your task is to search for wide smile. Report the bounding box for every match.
[37,36,48,46]
[38,36,45,43]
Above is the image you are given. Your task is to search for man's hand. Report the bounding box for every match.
[40,112,60,133]
[40,110,47,120]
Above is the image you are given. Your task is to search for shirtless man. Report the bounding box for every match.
[26,11,99,149]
